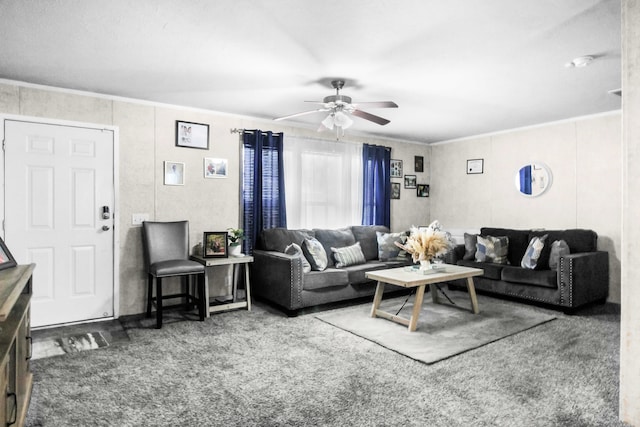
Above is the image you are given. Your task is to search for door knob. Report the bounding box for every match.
[102,225,110,231]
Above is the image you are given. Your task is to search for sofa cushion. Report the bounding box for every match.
[549,240,570,270]
[351,225,389,260]
[376,231,407,261]
[520,234,548,270]
[475,235,509,264]
[342,262,390,284]
[303,237,328,271]
[259,228,314,252]
[314,228,357,268]
[302,269,349,290]
[501,266,557,289]
[530,229,597,270]
[457,260,504,280]
[463,233,477,260]
[284,243,311,273]
[331,242,367,268]
[480,228,530,266]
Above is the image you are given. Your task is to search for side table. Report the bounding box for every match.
[189,255,253,316]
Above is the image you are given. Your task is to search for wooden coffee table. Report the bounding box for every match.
[365,265,484,332]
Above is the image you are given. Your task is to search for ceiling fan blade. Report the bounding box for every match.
[274,108,328,121]
[353,101,398,108]
[351,109,391,126]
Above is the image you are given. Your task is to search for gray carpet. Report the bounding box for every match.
[315,291,556,364]
[25,294,624,427]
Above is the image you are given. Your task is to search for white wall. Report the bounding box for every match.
[430,112,622,303]
[620,0,640,423]
[0,81,429,316]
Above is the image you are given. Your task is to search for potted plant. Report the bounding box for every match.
[227,228,244,257]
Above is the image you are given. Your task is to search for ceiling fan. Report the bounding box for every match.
[274,80,398,134]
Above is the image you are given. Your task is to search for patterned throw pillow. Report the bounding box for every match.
[284,243,312,273]
[376,231,407,261]
[303,237,328,271]
[520,234,548,269]
[549,239,570,270]
[331,242,367,268]
[475,235,509,264]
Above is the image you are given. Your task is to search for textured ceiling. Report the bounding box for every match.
[0,0,621,143]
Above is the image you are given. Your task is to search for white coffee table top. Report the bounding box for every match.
[365,264,484,288]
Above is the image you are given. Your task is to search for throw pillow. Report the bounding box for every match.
[520,234,548,269]
[303,237,328,271]
[549,240,570,270]
[463,233,477,260]
[331,242,367,268]
[475,235,509,264]
[376,231,407,261]
[284,243,312,273]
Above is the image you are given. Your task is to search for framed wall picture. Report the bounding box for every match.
[176,120,209,150]
[204,158,228,178]
[391,182,401,199]
[417,184,430,197]
[390,159,403,178]
[467,158,484,174]
[414,156,424,172]
[164,161,185,186]
[203,232,228,258]
[404,175,417,189]
[0,237,17,271]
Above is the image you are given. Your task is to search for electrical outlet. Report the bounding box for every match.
[132,213,149,226]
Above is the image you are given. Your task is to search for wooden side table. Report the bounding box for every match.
[189,255,253,316]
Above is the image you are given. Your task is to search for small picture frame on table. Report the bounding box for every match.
[417,184,430,197]
[467,159,484,174]
[0,238,17,271]
[203,232,228,258]
[391,182,401,199]
[390,159,403,178]
[176,120,209,150]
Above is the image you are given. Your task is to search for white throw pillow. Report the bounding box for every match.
[284,243,311,273]
[303,237,328,271]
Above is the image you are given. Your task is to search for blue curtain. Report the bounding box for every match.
[242,130,287,254]
[519,165,532,195]
[362,144,391,227]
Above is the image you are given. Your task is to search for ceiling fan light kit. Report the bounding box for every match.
[565,55,595,68]
[274,79,398,138]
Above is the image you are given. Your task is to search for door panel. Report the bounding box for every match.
[4,120,115,327]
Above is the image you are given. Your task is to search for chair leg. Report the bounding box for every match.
[156,277,163,329]
[198,273,206,321]
[146,274,153,317]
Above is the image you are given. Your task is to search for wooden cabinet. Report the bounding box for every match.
[0,265,34,427]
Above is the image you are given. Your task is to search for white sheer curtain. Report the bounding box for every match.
[284,137,363,229]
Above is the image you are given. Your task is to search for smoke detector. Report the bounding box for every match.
[565,56,595,68]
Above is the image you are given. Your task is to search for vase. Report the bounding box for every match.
[419,260,432,271]
[229,244,242,257]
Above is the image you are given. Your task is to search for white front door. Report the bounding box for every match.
[3,119,115,327]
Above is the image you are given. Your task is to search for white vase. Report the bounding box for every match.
[419,260,431,271]
[229,244,242,257]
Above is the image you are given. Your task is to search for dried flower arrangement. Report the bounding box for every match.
[395,225,453,263]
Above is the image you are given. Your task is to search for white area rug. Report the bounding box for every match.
[315,290,556,364]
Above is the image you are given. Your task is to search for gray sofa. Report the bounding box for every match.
[251,225,412,313]
[448,227,609,312]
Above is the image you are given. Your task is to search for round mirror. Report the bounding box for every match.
[515,162,552,197]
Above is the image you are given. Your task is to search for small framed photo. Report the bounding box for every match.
[164,161,185,186]
[414,156,424,172]
[417,184,430,197]
[204,158,228,178]
[391,182,401,199]
[203,232,228,258]
[0,237,17,272]
[404,175,417,189]
[467,158,484,174]
[176,120,209,150]
[390,159,403,178]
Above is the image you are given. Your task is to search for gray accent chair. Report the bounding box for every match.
[142,221,206,328]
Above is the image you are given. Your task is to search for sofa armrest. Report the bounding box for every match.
[251,249,304,311]
[558,251,609,308]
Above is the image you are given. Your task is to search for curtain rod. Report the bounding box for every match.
[230,128,283,136]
